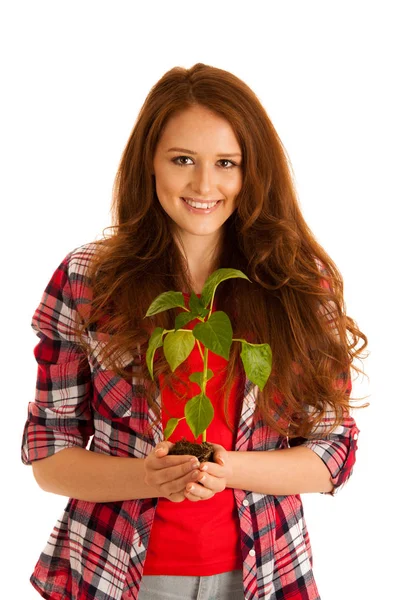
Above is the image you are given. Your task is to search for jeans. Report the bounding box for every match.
[137,569,245,599]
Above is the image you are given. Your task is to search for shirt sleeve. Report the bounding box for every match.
[21,251,94,466]
[290,373,360,496]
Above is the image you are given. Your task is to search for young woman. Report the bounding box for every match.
[21,63,368,600]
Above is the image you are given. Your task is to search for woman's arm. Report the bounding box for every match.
[32,446,203,502]
[225,446,334,495]
[183,417,359,501]
[182,443,333,501]
[32,447,160,501]
[226,389,360,497]
[22,251,203,502]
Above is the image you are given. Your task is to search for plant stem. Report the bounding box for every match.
[163,328,193,334]
[208,289,216,317]
[201,346,209,442]
[196,339,204,361]
[202,347,209,392]
[232,338,261,346]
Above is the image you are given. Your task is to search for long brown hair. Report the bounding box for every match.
[77,63,369,439]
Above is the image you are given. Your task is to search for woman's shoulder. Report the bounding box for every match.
[64,240,102,269]
[55,241,104,306]
[56,240,105,284]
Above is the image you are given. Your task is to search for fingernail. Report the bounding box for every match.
[200,464,208,471]
[155,447,164,455]
[217,456,225,465]
[199,475,206,483]
[187,485,194,492]
[191,459,200,469]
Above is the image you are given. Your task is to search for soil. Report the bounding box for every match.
[168,438,215,463]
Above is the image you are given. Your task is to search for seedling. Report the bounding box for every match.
[144,268,272,460]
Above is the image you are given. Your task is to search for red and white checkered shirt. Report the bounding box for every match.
[21,242,360,600]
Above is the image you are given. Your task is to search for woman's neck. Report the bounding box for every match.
[174,229,224,294]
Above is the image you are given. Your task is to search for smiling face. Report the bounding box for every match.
[152,104,243,252]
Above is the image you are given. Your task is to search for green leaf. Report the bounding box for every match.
[189,369,214,391]
[145,291,186,317]
[189,292,208,317]
[174,311,197,331]
[164,418,179,440]
[200,268,251,309]
[146,327,164,380]
[193,311,233,360]
[240,341,273,391]
[163,330,195,372]
[185,392,214,439]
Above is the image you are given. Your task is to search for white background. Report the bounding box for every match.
[1,1,398,598]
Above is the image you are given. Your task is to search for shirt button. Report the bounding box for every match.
[249,549,255,557]
[243,499,249,506]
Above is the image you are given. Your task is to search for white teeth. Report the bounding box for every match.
[183,198,219,209]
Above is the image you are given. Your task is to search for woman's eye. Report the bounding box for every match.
[172,156,237,169]
[173,156,194,167]
[219,159,236,169]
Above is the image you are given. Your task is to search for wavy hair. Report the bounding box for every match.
[77,63,369,440]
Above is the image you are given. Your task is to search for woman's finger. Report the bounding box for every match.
[208,442,228,466]
[154,441,174,456]
[167,492,186,503]
[146,458,200,488]
[151,454,198,471]
[196,471,226,493]
[184,482,215,502]
[198,461,224,478]
[158,467,202,495]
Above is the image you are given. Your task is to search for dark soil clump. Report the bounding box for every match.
[168,438,215,463]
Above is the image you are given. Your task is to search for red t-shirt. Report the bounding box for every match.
[143,292,244,576]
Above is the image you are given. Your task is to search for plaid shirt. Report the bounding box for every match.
[21,243,360,600]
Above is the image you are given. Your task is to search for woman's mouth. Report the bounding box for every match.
[181,197,222,214]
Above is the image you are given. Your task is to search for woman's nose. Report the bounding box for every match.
[191,164,213,196]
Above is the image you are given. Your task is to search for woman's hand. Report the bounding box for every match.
[143,441,203,502]
[184,443,233,502]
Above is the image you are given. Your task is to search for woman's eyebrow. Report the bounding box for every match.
[167,147,242,157]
